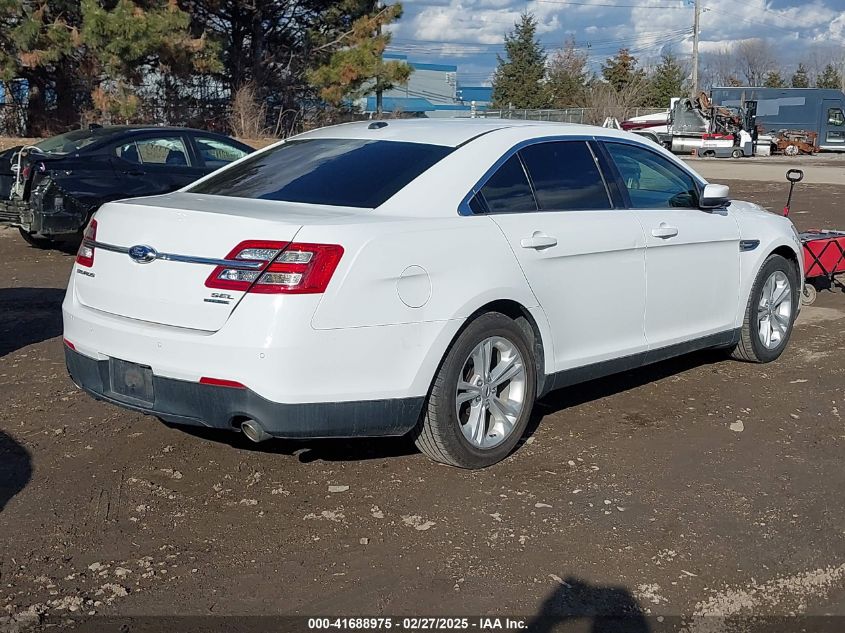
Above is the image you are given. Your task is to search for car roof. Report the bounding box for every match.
[294,118,615,148]
[88,125,226,135]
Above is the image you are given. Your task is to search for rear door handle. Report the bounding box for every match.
[520,233,558,249]
[651,224,679,239]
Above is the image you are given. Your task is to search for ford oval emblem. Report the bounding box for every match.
[128,245,158,264]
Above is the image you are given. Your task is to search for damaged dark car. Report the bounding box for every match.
[0,126,253,247]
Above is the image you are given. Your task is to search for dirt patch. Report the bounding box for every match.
[1,172,845,629]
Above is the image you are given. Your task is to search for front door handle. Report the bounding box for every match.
[651,224,679,239]
[520,233,558,249]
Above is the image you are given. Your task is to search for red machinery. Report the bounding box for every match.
[782,169,845,305]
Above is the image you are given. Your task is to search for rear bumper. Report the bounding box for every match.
[65,346,424,438]
[0,177,88,236]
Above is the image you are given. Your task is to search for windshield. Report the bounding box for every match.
[188,138,454,208]
[35,129,102,155]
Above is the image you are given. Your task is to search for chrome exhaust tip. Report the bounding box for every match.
[241,420,271,443]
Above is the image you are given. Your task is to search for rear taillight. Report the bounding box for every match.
[76,219,97,267]
[205,241,343,295]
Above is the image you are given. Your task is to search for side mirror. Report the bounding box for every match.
[700,183,730,210]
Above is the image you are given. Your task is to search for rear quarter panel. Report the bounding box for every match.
[307,215,539,329]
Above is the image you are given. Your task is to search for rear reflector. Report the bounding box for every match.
[205,241,343,295]
[76,219,97,267]
[63,338,76,350]
[199,377,247,389]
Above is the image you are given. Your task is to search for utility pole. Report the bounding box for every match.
[375,0,383,117]
[691,0,700,96]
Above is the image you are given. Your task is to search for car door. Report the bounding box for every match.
[822,100,845,148]
[601,141,740,351]
[479,140,648,375]
[112,134,206,197]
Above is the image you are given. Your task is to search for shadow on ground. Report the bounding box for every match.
[0,287,65,357]
[526,349,727,438]
[170,350,728,464]
[0,431,32,512]
[527,576,650,633]
[172,423,419,463]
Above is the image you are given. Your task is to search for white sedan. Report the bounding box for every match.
[62,119,803,468]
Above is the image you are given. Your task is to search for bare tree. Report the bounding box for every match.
[735,39,777,86]
[582,77,652,125]
[700,48,742,88]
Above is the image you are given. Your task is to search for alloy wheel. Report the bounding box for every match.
[757,270,792,350]
[455,336,527,449]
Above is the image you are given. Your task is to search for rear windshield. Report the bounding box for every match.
[35,130,100,154]
[188,138,454,208]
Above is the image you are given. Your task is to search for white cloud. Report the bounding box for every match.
[390,0,845,84]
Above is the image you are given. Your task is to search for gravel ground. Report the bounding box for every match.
[0,165,844,633]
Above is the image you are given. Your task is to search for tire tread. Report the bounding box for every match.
[730,254,798,363]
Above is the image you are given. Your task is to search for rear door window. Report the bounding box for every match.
[194,136,250,168]
[518,141,611,211]
[115,137,192,167]
[477,154,537,214]
[189,138,453,208]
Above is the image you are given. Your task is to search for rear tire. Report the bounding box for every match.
[413,312,537,469]
[18,227,55,249]
[730,254,798,363]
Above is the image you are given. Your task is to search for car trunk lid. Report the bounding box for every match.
[73,193,354,331]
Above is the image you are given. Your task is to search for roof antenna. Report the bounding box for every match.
[368,121,388,130]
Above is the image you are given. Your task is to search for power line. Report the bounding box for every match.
[388,28,693,56]
[534,0,688,7]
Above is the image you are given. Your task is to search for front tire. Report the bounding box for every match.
[413,312,537,469]
[731,254,799,363]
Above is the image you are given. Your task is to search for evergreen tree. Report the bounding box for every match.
[791,63,809,88]
[601,48,645,92]
[646,52,686,107]
[0,0,219,130]
[185,0,380,135]
[546,37,589,107]
[817,63,842,89]
[82,0,221,121]
[763,70,785,88]
[307,3,411,107]
[491,12,547,109]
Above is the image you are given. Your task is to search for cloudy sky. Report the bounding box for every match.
[386,0,845,85]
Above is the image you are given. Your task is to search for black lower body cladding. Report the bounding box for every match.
[65,347,424,439]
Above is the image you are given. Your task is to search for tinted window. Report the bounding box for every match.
[190,138,453,208]
[478,155,536,214]
[115,137,191,166]
[195,136,250,168]
[519,141,611,211]
[605,142,699,209]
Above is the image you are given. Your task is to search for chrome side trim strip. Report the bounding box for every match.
[85,240,265,270]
